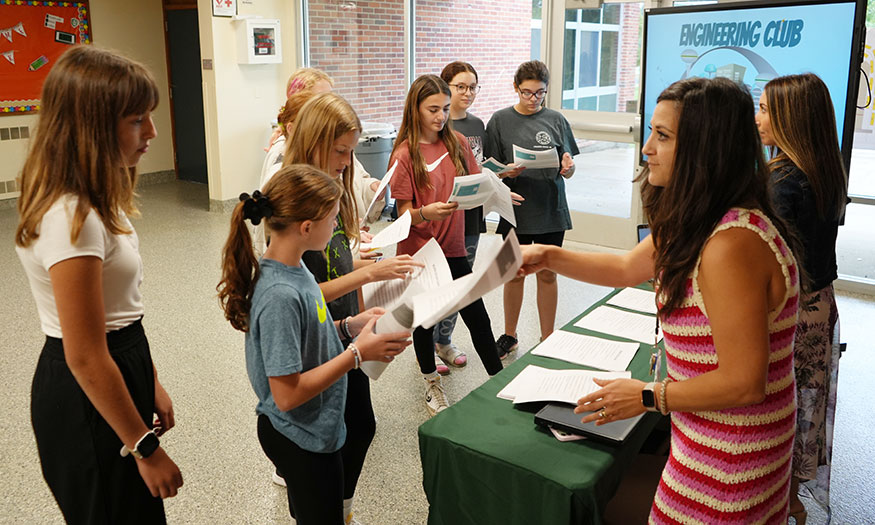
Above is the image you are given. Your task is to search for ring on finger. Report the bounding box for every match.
[598,409,607,419]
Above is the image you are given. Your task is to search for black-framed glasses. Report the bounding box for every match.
[519,89,547,100]
[449,83,480,95]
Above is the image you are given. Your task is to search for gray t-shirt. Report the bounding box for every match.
[485,106,580,235]
[452,113,487,236]
[245,258,347,453]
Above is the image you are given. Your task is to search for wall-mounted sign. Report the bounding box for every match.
[212,0,237,18]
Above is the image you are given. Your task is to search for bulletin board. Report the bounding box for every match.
[0,1,91,115]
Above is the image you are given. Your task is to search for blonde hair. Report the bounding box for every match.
[286,67,334,98]
[283,92,361,245]
[218,164,343,332]
[16,46,159,248]
[392,75,469,192]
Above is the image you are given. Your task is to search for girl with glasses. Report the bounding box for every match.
[484,60,578,357]
[425,61,487,374]
[389,75,504,416]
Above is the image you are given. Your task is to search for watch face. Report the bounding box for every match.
[137,432,160,459]
[642,389,656,408]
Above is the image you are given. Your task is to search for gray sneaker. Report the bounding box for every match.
[425,377,449,416]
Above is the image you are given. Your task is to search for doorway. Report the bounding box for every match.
[163,3,208,184]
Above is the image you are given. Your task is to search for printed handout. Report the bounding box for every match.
[360,210,411,252]
[606,287,658,315]
[361,238,451,313]
[446,169,516,227]
[480,157,513,174]
[497,365,631,405]
[532,330,639,371]
[573,306,660,345]
[513,144,559,169]
[363,160,398,224]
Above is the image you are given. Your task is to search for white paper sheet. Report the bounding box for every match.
[480,156,512,174]
[573,306,660,345]
[606,287,658,315]
[363,160,398,224]
[513,144,559,169]
[361,302,416,380]
[360,210,411,252]
[501,366,631,405]
[446,169,516,226]
[531,330,639,371]
[411,230,521,329]
[496,365,551,401]
[361,238,451,312]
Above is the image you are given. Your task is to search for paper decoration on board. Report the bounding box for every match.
[1,22,27,42]
[2,51,15,66]
[44,14,64,30]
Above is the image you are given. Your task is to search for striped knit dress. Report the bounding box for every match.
[650,208,799,525]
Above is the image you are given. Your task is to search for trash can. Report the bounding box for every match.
[356,121,396,179]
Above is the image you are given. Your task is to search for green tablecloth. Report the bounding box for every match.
[418,287,662,525]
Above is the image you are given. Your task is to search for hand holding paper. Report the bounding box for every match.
[446,169,517,227]
[363,160,398,224]
[513,144,560,170]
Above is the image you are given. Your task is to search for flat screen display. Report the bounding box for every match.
[641,0,867,168]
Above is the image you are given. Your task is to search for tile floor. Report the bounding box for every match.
[0,180,872,524]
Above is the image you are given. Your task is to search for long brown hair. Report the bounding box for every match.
[640,77,797,317]
[392,74,469,192]
[218,164,343,332]
[283,92,361,245]
[16,46,159,248]
[763,73,847,220]
[440,61,479,84]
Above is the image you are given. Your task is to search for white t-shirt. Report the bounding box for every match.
[16,196,145,338]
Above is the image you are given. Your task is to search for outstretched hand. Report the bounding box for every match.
[574,378,647,426]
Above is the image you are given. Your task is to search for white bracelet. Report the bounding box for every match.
[341,316,352,340]
[348,343,361,370]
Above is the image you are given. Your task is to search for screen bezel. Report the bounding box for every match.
[639,0,868,172]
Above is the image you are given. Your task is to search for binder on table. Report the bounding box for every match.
[534,403,645,445]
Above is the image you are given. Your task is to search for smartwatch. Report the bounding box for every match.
[642,382,659,412]
[120,430,160,460]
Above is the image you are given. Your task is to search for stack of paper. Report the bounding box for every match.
[531,330,639,371]
[573,306,660,345]
[606,287,658,315]
[497,365,631,405]
[447,169,517,227]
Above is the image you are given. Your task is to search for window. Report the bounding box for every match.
[560,3,642,113]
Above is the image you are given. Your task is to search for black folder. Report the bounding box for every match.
[534,403,644,444]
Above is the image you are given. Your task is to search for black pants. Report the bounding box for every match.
[259,369,375,522]
[31,320,165,525]
[414,256,503,376]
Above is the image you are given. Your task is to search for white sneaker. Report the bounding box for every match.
[345,512,364,525]
[271,469,286,487]
[425,377,449,416]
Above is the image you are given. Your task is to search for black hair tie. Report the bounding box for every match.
[238,190,273,225]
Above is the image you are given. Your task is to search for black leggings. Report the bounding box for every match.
[414,256,503,376]
[31,320,165,525]
[259,369,375,522]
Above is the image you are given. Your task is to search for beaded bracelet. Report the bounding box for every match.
[659,377,673,416]
[341,316,352,340]
[419,207,430,222]
[348,343,361,370]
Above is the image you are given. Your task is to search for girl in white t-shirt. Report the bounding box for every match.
[15,47,182,523]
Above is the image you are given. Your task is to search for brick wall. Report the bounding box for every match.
[308,0,533,129]
[616,3,641,113]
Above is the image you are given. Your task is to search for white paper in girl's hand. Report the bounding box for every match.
[360,210,411,252]
[513,145,559,169]
[363,160,399,224]
[425,152,449,172]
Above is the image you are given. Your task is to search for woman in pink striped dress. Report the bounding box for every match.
[518,77,801,523]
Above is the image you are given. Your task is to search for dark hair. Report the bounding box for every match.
[763,73,847,221]
[217,164,343,332]
[514,60,549,87]
[391,75,469,191]
[639,77,799,317]
[440,61,478,84]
